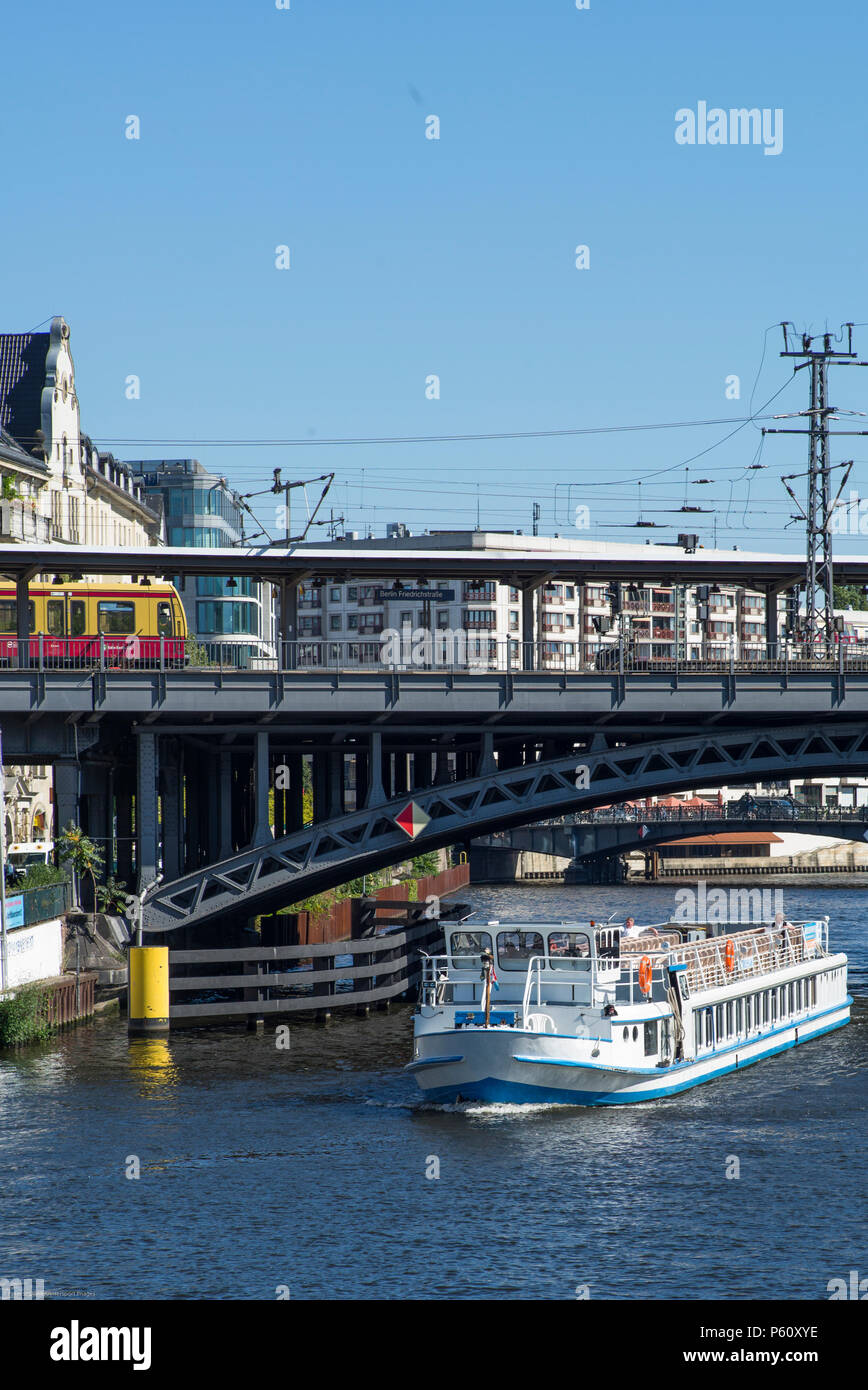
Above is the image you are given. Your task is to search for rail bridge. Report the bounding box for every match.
[2,539,868,932]
[3,658,868,931]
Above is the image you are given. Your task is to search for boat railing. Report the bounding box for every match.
[419,954,482,1005]
[668,921,828,996]
[522,957,545,1026]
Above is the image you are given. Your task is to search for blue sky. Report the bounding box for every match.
[4,0,868,551]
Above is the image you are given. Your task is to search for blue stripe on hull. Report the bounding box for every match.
[418,1015,850,1107]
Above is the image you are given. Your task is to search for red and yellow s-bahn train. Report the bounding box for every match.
[0,581,189,666]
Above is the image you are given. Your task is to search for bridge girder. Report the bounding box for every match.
[142,719,868,934]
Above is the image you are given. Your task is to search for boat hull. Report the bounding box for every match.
[408,1002,851,1106]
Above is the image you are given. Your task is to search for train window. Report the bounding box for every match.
[0,601,35,633]
[157,601,173,637]
[98,601,135,635]
[46,600,65,637]
[496,931,544,968]
[70,601,86,637]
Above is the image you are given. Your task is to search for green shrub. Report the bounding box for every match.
[411,851,440,877]
[15,863,65,889]
[0,985,52,1047]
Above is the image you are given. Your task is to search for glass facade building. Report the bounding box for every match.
[126,458,275,666]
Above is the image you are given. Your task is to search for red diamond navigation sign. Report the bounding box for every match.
[395,800,431,840]
[637,824,648,839]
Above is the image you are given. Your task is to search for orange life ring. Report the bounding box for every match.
[638,956,652,995]
[724,938,735,972]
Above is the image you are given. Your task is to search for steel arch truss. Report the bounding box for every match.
[143,720,868,933]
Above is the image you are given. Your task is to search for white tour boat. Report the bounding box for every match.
[407,916,851,1105]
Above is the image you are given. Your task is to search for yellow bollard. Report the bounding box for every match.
[128,946,169,1035]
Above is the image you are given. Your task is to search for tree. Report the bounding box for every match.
[833,583,868,611]
[97,876,130,914]
[411,851,440,877]
[56,823,104,915]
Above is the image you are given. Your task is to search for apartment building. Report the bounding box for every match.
[292,530,782,668]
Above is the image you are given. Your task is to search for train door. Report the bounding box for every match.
[43,592,66,662]
[69,593,88,662]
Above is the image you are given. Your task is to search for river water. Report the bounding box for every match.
[0,883,865,1301]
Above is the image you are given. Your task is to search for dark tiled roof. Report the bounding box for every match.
[0,333,49,451]
[0,423,46,471]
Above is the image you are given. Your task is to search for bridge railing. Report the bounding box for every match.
[480,801,868,833]
[7,635,868,675]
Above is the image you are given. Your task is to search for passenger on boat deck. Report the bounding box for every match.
[622,917,659,939]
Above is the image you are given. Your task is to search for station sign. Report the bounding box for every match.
[376,588,455,602]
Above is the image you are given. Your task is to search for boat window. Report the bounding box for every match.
[450,931,492,961]
[98,600,136,635]
[622,1026,629,1041]
[632,1026,638,1042]
[725,1002,733,1036]
[745,997,752,1031]
[643,1021,658,1056]
[547,930,591,970]
[496,931,544,969]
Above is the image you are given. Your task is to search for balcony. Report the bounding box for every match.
[652,628,675,640]
[0,501,52,544]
